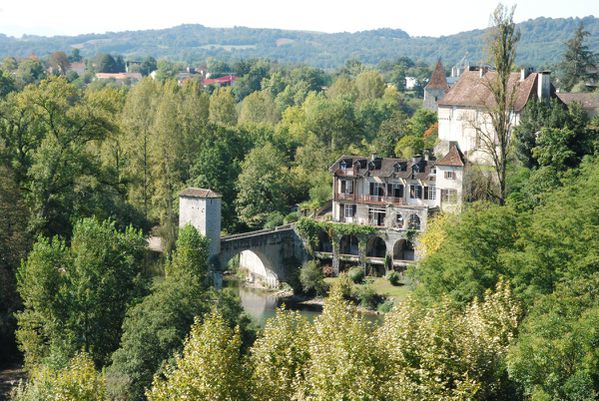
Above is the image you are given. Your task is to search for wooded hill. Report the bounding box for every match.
[1,16,598,68]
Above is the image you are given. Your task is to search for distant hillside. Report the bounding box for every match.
[1,16,598,68]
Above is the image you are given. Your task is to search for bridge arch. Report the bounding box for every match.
[222,249,280,288]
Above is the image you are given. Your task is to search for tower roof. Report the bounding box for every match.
[436,144,465,167]
[425,60,449,91]
[180,187,222,198]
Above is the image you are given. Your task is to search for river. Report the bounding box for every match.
[226,279,383,327]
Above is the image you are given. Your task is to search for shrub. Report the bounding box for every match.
[283,211,300,224]
[263,212,285,229]
[355,285,384,310]
[299,261,328,296]
[377,299,395,313]
[387,271,402,286]
[347,267,365,284]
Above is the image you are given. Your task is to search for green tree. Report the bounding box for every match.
[16,218,146,368]
[11,352,107,401]
[558,22,598,91]
[209,87,237,126]
[238,90,279,125]
[250,309,311,401]
[235,143,291,228]
[146,311,249,401]
[15,58,46,87]
[355,69,386,102]
[299,284,385,400]
[48,51,70,75]
[508,274,599,401]
[139,56,157,76]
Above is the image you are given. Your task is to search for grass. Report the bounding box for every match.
[325,275,412,305]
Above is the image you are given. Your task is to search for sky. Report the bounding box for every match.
[0,0,597,38]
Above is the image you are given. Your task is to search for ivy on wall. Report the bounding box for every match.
[295,218,377,254]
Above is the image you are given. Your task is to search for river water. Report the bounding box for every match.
[227,279,383,327]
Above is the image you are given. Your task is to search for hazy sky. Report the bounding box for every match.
[1,0,597,38]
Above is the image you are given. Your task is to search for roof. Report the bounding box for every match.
[180,188,222,198]
[437,70,553,112]
[436,144,465,167]
[425,60,449,91]
[95,72,143,80]
[557,92,599,111]
[329,155,437,181]
[202,75,238,86]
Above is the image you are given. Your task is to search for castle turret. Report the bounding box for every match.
[423,59,450,111]
[179,187,222,257]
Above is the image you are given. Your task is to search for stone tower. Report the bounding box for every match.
[179,187,222,257]
[423,59,450,111]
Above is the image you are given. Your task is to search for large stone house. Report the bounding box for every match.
[436,67,556,164]
[330,146,465,231]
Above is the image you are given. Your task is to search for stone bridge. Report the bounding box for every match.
[217,224,307,288]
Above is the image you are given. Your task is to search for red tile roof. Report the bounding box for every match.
[202,75,238,86]
[437,70,548,112]
[425,60,449,91]
[436,144,465,167]
[557,92,599,111]
[180,188,222,198]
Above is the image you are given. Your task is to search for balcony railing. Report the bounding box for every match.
[334,192,356,201]
[335,168,354,176]
[360,195,403,205]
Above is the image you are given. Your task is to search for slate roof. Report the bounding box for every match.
[330,155,437,181]
[438,70,554,112]
[180,188,222,198]
[436,144,465,167]
[425,60,449,91]
[557,92,599,111]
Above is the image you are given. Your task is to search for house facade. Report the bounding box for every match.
[330,146,465,234]
[436,67,555,164]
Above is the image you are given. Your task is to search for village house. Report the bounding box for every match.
[330,145,465,232]
[435,66,556,165]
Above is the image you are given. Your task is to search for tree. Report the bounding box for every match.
[96,53,120,73]
[299,284,385,400]
[558,22,598,92]
[11,352,107,401]
[238,90,279,125]
[209,87,237,126]
[250,309,311,401]
[16,218,146,368]
[15,58,46,87]
[355,69,386,102]
[139,56,157,76]
[68,48,82,63]
[235,143,291,228]
[477,4,520,205]
[48,51,70,75]
[508,274,599,401]
[109,225,213,401]
[146,311,250,401]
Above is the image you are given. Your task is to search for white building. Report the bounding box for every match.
[436,67,555,165]
[330,146,465,233]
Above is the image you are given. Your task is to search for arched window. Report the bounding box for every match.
[408,214,421,230]
[396,213,404,229]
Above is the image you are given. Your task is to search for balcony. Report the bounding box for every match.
[360,195,403,206]
[335,168,354,177]
[334,192,356,201]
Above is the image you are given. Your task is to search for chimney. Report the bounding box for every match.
[537,71,551,100]
[520,67,532,81]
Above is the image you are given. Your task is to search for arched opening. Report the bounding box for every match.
[366,236,387,258]
[316,230,332,253]
[393,240,415,261]
[226,250,279,288]
[339,235,359,255]
[408,214,421,230]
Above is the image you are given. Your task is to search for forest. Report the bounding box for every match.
[1,16,599,68]
[0,8,599,401]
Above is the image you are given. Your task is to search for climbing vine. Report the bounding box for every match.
[295,217,377,255]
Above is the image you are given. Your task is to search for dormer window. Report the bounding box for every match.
[340,161,347,171]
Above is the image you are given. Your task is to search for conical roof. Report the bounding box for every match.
[425,60,449,91]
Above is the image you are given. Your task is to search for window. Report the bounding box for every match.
[444,171,456,180]
[441,189,458,204]
[344,204,356,218]
[369,182,385,197]
[410,184,422,199]
[408,214,421,230]
[424,184,436,200]
[396,213,404,228]
[387,183,404,199]
[340,160,347,171]
[340,180,353,194]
